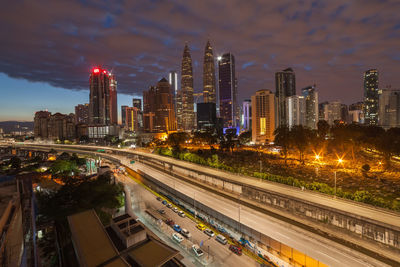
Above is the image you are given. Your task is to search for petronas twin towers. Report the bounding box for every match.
[176,40,216,131]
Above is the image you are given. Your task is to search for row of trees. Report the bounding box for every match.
[274,121,400,167]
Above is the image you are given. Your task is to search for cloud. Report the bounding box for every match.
[0,0,400,105]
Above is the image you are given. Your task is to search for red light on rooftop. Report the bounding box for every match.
[93,68,100,73]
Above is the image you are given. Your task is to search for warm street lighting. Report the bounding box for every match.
[338,158,343,164]
[378,161,382,165]
[315,154,320,160]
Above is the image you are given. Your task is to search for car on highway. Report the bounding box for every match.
[216,234,227,245]
[172,233,184,243]
[192,244,204,257]
[157,209,165,214]
[229,245,242,255]
[162,200,167,205]
[167,203,173,208]
[173,224,181,233]
[172,207,178,213]
[204,229,215,237]
[181,228,191,238]
[165,219,174,226]
[196,224,206,231]
[178,211,185,217]
[156,197,162,201]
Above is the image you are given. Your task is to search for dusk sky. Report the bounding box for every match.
[1,0,400,121]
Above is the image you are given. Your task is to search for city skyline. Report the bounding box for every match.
[1,1,400,121]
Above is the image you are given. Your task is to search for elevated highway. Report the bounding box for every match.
[4,143,400,266]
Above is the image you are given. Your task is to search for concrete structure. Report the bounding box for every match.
[378,88,400,128]
[143,86,156,132]
[75,103,89,124]
[196,102,217,130]
[341,103,349,122]
[88,125,120,139]
[321,101,341,125]
[301,85,318,129]
[89,67,118,125]
[275,68,296,127]
[34,110,51,139]
[218,53,238,128]
[286,95,305,128]
[68,210,183,267]
[203,40,216,104]
[0,176,23,266]
[251,90,275,144]
[177,43,195,131]
[121,105,128,127]
[363,69,379,125]
[348,110,364,124]
[242,99,252,131]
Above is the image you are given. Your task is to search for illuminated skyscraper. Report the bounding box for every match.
[251,90,275,144]
[218,53,238,128]
[155,78,176,132]
[169,71,178,102]
[89,67,118,125]
[203,40,216,104]
[178,43,195,131]
[275,68,296,127]
[286,95,305,128]
[301,85,319,129]
[363,69,379,125]
[121,105,128,126]
[242,100,252,131]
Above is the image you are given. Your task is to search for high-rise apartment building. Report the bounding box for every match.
[89,67,117,125]
[143,86,156,132]
[286,95,305,128]
[218,53,238,128]
[275,68,296,127]
[322,101,342,125]
[363,69,379,125]
[34,111,75,140]
[203,40,216,104]
[242,99,252,131]
[378,88,400,128]
[121,105,128,126]
[155,78,176,132]
[34,110,51,139]
[301,85,319,129]
[132,98,142,110]
[125,107,140,132]
[177,44,195,131]
[251,90,275,144]
[75,104,89,124]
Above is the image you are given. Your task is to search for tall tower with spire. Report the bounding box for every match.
[203,40,216,103]
[178,43,195,131]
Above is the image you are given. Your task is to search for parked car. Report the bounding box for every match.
[165,219,174,226]
[172,207,178,213]
[172,233,184,243]
[229,245,242,255]
[178,211,185,217]
[216,234,227,245]
[192,244,204,257]
[173,224,182,233]
[196,224,206,231]
[167,203,173,208]
[162,200,167,205]
[156,197,162,201]
[204,229,215,237]
[181,228,191,238]
[157,209,165,214]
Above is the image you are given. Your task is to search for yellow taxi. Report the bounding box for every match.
[196,223,206,231]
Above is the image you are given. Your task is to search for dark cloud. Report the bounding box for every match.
[1,0,400,104]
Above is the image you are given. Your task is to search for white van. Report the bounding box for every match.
[216,234,227,245]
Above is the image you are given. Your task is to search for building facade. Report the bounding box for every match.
[121,105,128,126]
[378,88,400,128]
[89,67,117,125]
[218,53,238,128]
[286,95,305,128]
[34,111,76,140]
[178,44,195,131]
[251,90,275,144]
[125,107,140,132]
[242,99,252,131]
[155,78,176,132]
[275,68,296,128]
[203,40,216,104]
[75,103,89,124]
[169,70,178,112]
[34,110,51,139]
[321,101,341,125]
[143,86,156,132]
[132,98,142,110]
[363,69,379,125]
[196,102,217,130]
[301,85,318,129]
